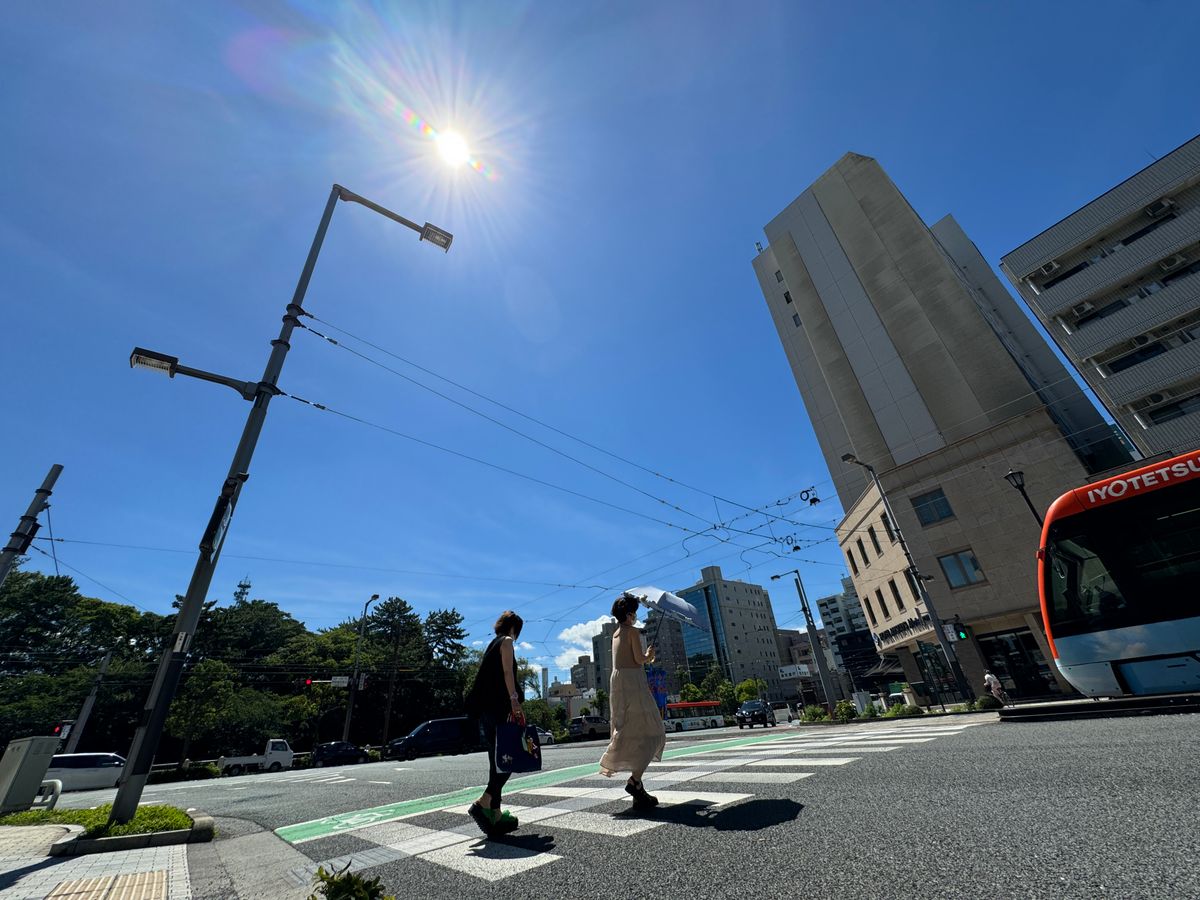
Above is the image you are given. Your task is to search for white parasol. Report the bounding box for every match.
[622,585,708,637]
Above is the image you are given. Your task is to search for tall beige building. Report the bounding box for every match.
[753,153,1133,701]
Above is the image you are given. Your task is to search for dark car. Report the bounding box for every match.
[735,700,777,729]
[385,717,483,761]
[568,716,611,740]
[311,741,370,767]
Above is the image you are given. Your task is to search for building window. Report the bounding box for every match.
[906,569,921,602]
[775,270,783,283]
[938,549,987,589]
[868,526,882,556]
[863,596,878,627]
[846,551,858,576]
[856,539,870,567]
[911,488,954,526]
[876,588,889,618]
[888,578,906,612]
[881,512,895,542]
[784,291,793,304]
[792,313,801,327]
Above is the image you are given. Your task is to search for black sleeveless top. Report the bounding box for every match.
[464,636,523,718]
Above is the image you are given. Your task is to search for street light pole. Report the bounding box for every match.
[841,454,973,701]
[1003,469,1044,527]
[110,186,451,824]
[343,593,379,742]
[0,464,63,590]
[771,570,837,712]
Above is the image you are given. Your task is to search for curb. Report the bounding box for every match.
[49,809,214,857]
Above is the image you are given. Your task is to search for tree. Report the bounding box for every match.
[579,706,591,716]
[423,609,468,667]
[166,659,236,764]
[680,683,705,703]
[736,678,768,703]
[369,597,428,743]
[594,689,609,719]
[715,680,738,716]
[521,699,556,731]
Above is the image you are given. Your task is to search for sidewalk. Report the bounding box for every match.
[0,816,320,900]
[0,825,190,899]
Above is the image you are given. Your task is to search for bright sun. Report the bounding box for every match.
[436,130,470,167]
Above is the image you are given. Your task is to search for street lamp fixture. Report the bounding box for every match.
[129,348,178,376]
[839,452,972,701]
[420,222,454,251]
[1003,468,1043,527]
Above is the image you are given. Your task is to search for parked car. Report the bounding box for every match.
[735,700,777,728]
[385,717,483,761]
[771,702,797,723]
[218,739,294,776]
[568,716,610,740]
[534,727,555,746]
[44,753,126,792]
[310,741,370,767]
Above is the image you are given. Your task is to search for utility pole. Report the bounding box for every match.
[0,464,63,590]
[65,651,112,753]
[343,594,379,742]
[772,571,837,712]
[841,453,973,701]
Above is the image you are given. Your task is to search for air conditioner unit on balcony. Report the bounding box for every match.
[1072,301,1096,317]
[1144,197,1176,218]
[1159,254,1188,273]
[1039,260,1061,277]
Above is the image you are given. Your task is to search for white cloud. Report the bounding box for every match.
[471,640,485,647]
[554,615,613,669]
[517,641,535,651]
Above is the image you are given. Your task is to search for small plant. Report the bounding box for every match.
[368,750,382,763]
[951,700,976,713]
[802,704,829,722]
[149,763,221,784]
[883,703,925,718]
[858,703,879,719]
[833,700,858,723]
[309,864,396,900]
[974,694,1003,710]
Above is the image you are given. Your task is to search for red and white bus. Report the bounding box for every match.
[1039,448,1200,697]
[664,701,724,732]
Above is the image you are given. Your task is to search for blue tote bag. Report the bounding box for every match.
[495,720,542,774]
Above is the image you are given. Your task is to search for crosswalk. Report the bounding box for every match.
[282,720,983,886]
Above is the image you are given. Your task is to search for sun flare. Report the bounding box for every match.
[436,130,470,168]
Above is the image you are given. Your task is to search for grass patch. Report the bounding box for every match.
[0,803,192,838]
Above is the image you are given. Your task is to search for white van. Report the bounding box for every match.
[45,753,126,791]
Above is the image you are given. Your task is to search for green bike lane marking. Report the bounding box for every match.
[276,727,813,844]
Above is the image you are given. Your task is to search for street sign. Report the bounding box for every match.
[779,664,811,679]
[944,624,959,642]
[331,676,350,688]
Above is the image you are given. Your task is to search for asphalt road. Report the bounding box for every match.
[61,714,1200,898]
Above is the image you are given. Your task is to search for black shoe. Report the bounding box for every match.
[468,802,496,836]
[625,779,658,809]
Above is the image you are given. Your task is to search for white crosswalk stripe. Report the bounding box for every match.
[289,721,982,885]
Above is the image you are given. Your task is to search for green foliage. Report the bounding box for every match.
[594,689,609,719]
[735,678,768,703]
[0,803,192,838]
[974,694,1003,710]
[520,699,557,732]
[951,700,976,713]
[883,703,926,718]
[802,704,829,722]
[679,683,705,703]
[148,763,221,784]
[858,702,879,719]
[833,700,858,723]
[309,863,396,900]
[579,706,591,716]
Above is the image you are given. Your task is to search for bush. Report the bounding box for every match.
[309,864,396,900]
[883,703,925,718]
[0,803,192,838]
[148,763,221,784]
[802,704,828,722]
[368,750,382,763]
[951,700,976,713]
[858,703,879,719]
[833,700,857,723]
[974,694,1003,710]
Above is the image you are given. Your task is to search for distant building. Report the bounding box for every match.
[674,566,785,699]
[645,608,686,696]
[570,655,598,693]
[776,628,838,705]
[815,577,868,659]
[591,621,619,693]
[540,667,549,700]
[1002,135,1200,457]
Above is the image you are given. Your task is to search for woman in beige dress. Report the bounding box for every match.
[598,594,667,808]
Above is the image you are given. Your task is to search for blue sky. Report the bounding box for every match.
[4,1,1198,680]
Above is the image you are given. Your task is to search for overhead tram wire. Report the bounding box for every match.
[302,313,829,533]
[297,321,716,530]
[27,545,153,613]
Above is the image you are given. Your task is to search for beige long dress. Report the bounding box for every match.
[599,623,666,777]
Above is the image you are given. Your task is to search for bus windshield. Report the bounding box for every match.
[1046,476,1200,638]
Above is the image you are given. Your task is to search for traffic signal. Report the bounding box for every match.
[304,678,313,686]
[955,621,969,641]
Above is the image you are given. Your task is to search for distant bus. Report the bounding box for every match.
[1040,449,1200,697]
[664,701,723,732]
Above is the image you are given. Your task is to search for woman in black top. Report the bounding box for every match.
[464,610,525,836]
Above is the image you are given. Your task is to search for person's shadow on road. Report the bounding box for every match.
[468,832,557,856]
[614,798,803,831]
